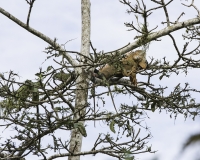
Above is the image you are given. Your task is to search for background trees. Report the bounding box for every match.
[0,0,200,160]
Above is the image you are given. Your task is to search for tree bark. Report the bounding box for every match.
[68,0,90,160]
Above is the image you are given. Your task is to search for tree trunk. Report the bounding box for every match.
[68,0,90,160]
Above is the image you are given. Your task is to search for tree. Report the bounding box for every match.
[0,0,200,160]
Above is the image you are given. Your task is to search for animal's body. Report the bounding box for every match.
[95,50,147,85]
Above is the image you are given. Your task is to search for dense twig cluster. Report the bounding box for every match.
[0,0,200,160]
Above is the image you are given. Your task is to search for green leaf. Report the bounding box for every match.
[151,102,156,112]
[159,74,164,80]
[35,73,44,78]
[147,146,151,152]
[31,82,40,101]
[54,107,61,111]
[53,71,70,82]
[46,66,53,72]
[190,98,195,104]
[16,80,33,101]
[109,120,116,133]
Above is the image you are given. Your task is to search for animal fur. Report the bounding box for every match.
[95,50,147,85]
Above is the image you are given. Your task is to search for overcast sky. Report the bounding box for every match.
[0,1,200,160]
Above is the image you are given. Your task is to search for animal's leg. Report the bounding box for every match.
[129,67,137,86]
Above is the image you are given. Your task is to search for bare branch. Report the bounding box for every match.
[0,6,78,67]
[110,17,200,56]
[161,0,170,26]
[25,0,36,26]
[182,0,200,16]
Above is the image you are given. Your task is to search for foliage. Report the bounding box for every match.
[0,0,200,160]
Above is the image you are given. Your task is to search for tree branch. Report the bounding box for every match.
[105,17,200,56]
[0,6,78,67]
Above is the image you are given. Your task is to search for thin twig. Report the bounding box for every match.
[25,0,36,26]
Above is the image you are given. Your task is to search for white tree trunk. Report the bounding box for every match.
[68,0,90,160]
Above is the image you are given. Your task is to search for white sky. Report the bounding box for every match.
[0,0,200,160]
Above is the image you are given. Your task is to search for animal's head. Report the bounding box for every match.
[132,50,147,69]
